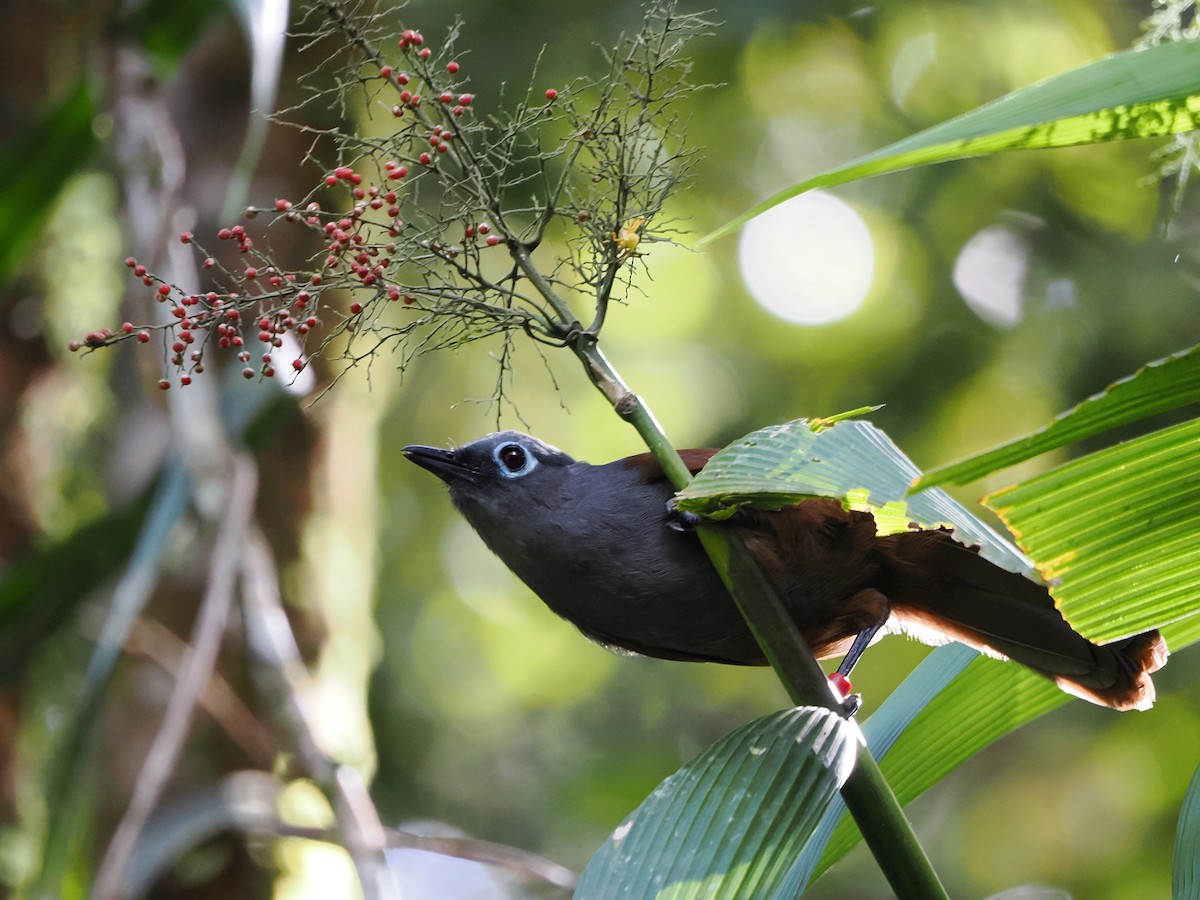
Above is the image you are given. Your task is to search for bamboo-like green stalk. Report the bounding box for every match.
[571,337,949,900]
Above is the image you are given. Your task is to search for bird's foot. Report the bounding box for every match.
[828,672,862,717]
[664,501,705,532]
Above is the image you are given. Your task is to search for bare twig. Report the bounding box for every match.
[93,456,259,900]
[123,615,278,765]
[385,826,578,892]
[241,526,397,900]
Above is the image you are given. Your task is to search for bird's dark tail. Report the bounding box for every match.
[878,530,1168,711]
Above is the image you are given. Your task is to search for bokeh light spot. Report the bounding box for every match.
[738,191,875,325]
[953,225,1028,328]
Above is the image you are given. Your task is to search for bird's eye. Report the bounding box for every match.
[494,442,537,477]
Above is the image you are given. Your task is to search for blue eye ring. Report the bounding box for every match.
[494,442,538,478]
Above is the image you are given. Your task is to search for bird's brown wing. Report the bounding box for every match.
[622,448,717,482]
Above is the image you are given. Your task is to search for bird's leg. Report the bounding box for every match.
[829,611,890,717]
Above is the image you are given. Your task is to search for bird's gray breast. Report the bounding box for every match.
[450,459,760,663]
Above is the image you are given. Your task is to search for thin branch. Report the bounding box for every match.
[93,455,259,900]
[122,615,278,765]
[240,526,397,900]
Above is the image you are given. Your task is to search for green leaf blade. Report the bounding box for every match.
[987,417,1200,636]
[576,707,857,900]
[1175,761,1200,900]
[675,417,1031,573]
[702,40,1200,245]
[919,346,1200,489]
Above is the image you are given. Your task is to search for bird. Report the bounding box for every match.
[403,431,1168,711]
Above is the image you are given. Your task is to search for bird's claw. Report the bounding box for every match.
[828,671,862,717]
[665,501,705,532]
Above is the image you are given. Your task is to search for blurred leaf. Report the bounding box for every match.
[703,39,1200,244]
[675,417,1031,572]
[132,0,229,71]
[987,416,1200,636]
[0,493,149,684]
[918,345,1200,489]
[1176,761,1200,900]
[0,83,97,284]
[576,707,856,899]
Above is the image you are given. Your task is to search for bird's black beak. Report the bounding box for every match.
[402,444,474,484]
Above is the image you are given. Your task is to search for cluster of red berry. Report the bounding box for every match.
[71,22,562,392]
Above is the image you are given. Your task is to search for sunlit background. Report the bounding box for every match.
[1,0,1198,897]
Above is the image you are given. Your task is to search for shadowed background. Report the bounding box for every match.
[0,0,1196,896]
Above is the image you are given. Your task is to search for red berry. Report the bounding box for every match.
[276,198,291,211]
[180,375,192,386]
[124,257,137,268]
[458,94,473,106]
[158,379,171,391]
[122,322,134,334]
[380,65,393,77]
[180,231,193,243]
[324,174,338,185]
[439,92,453,104]
[397,72,409,85]
[419,152,432,165]
[545,88,558,100]
[218,228,232,240]
[242,368,254,379]
[134,264,147,277]
[419,48,431,58]
[335,166,353,179]
[446,61,459,73]
[157,284,171,296]
[245,267,258,279]
[478,223,490,235]
[349,302,363,314]
[137,331,150,343]
[292,359,305,371]
[486,235,501,246]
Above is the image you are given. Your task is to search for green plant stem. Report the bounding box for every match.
[570,335,949,900]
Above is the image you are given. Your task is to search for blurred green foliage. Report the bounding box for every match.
[0,0,1197,897]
